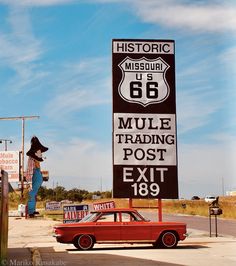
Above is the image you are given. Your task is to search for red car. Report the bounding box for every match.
[53,208,187,250]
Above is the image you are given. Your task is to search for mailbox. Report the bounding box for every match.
[210,207,222,216]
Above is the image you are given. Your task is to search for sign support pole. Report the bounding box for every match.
[209,211,212,237]
[215,215,218,237]
[129,198,132,208]
[158,199,162,222]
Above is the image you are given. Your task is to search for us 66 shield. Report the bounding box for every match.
[118,57,170,107]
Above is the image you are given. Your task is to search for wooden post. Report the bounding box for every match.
[0,170,9,263]
[158,199,162,222]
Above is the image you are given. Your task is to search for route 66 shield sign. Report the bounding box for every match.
[118,57,170,107]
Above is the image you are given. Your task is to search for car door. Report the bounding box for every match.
[94,212,122,241]
[120,212,151,242]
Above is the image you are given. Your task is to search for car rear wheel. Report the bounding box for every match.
[73,234,94,250]
[158,231,178,248]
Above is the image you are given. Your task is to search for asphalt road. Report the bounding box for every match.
[141,211,236,237]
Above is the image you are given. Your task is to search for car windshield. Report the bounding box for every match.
[79,212,99,223]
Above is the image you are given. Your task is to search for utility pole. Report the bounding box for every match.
[222,177,225,196]
[0,116,40,199]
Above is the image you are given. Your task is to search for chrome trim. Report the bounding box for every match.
[96,240,155,243]
[53,234,62,238]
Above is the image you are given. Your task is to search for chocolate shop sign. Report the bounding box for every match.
[112,39,178,199]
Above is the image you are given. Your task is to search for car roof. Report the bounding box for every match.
[91,208,137,213]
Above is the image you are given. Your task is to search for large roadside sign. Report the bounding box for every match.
[112,39,178,199]
[0,151,20,182]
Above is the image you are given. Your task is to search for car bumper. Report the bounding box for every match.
[53,234,70,244]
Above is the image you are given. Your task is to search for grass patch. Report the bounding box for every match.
[5,193,236,220]
[162,197,236,219]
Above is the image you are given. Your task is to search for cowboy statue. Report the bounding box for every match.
[25,136,48,218]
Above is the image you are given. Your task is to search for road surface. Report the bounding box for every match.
[141,211,236,237]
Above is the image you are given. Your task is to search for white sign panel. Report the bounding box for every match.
[45,201,61,211]
[93,201,116,211]
[0,151,20,182]
[114,113,176,165]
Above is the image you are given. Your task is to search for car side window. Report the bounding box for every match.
[97,212,118,222]
[121,212,144,222]
[121,212,138,222]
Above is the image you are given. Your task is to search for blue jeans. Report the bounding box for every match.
[28,168,43,215]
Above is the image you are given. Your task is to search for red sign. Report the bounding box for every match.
[93,201,116,211]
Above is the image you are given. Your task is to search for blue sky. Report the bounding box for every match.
[0,0,236,198]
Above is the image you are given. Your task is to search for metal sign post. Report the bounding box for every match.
[112,39,178,200]
[209,206,222,237]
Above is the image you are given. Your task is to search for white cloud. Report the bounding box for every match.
[177,88,222,134]
[132,0,236,33]
[46,86,110,117]
[220,46,236,75]
[0,4,46,93]
[43,137,112,191]
[44,57,111,118]
[0,0,75,6]
[0,0,122,6]
[2,0,236,33]
[1,6,42,62]
[178,141,236,198]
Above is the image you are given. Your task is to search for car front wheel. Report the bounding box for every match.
[158,231,178,248]
[74,234,94,250]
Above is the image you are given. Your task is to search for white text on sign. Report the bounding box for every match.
[123,167,168,197]
[113,41,174,54]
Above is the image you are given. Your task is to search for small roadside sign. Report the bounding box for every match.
[63,204,89,224]
[45,201,61,211]
[93,201,116,211]
[0,151,20,182]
